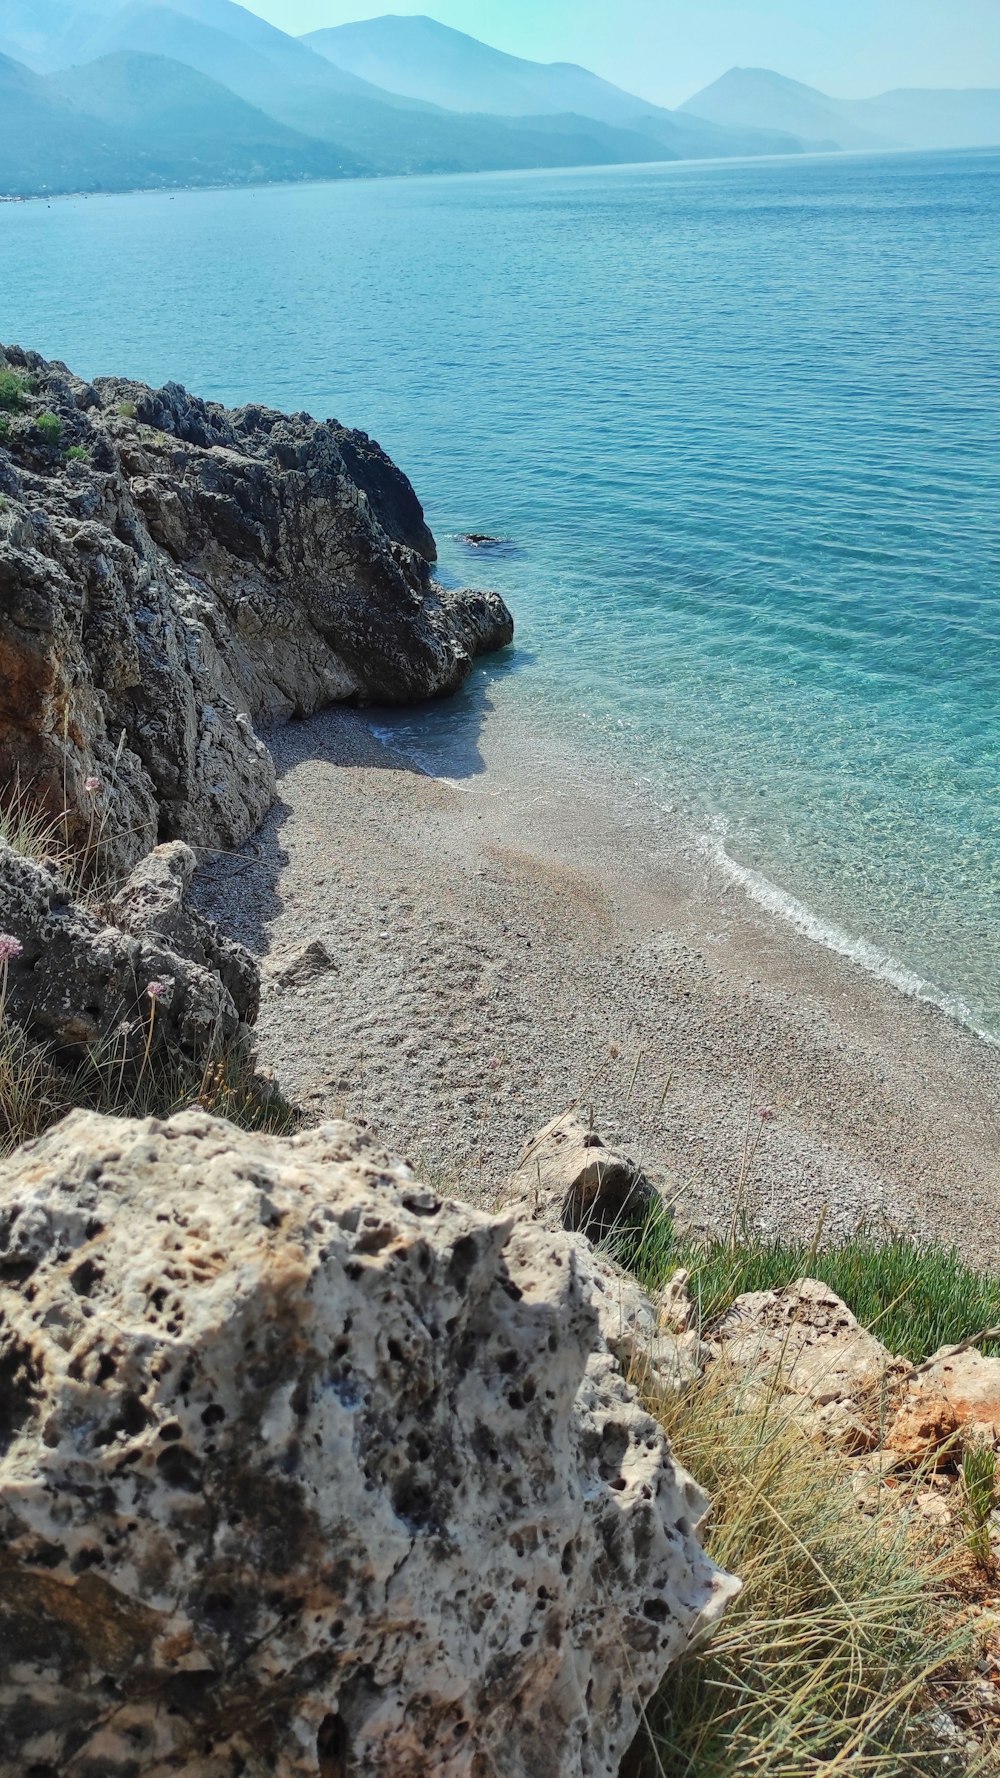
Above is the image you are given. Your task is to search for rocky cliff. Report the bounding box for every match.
[0,345,512,875]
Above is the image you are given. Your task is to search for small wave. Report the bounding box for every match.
[701,829,998,1047]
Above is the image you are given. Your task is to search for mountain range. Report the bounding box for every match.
[0,6,997,201]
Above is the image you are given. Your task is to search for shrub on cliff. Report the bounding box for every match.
[0,367,30,411]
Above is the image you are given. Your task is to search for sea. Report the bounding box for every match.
[2,148,999,1036]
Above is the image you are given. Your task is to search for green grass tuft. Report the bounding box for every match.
[0,368,31,412]
[36,411,62,446]
[613,1207,1000,1364]
[626,1366,972,1778]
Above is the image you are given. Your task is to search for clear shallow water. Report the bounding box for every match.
[3,151,999,1032]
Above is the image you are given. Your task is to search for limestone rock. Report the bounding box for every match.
[0,838,257,1063]
[908,1349,1000,1448]
[503,1110,659,1239]
[884,1388,961,1466]
[501,1114,696,1392]
[269,938,339,989]
[0,1110,737,1778]
[0,345,513,874]
[710,1279,903,1451]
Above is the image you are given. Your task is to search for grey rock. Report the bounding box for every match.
[0,1109,737,1778]
[268,937,339,989]
[501,1113,699,1392]
[0,838,258,1064]
[0,346,514,875]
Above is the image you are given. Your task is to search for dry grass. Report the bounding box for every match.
[626,1363,981,1778]
[0,1014,298,1160]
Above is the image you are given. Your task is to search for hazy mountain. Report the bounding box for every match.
[845,87,1000,150]
[0,46,363,195]
[72,1,420,106]
[303,13,668,124]
[679,69,887,151]
[47,5,693,178]
[304,15,807,160]
[0,48,124,193]
[681,67,1000,153]
[0,2,111,72]
[49,52,365,181]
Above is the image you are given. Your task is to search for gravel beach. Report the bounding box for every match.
[193,700,1000,1265]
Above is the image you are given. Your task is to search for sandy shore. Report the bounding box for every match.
[193,698,1000,1266]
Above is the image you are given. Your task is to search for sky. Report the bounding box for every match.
[250,0,1000,106]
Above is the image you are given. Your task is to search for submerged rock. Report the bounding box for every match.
[0,345,514,875]
[0,1110,736,1778]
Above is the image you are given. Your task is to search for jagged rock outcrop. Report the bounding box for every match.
[0,345,513,873]
[709,1279,906,1454]
[0,1110,736,1778]
[0,838,258,1063]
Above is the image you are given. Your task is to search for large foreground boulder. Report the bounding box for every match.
[0,1111,736,1778]
[0,345,513,874]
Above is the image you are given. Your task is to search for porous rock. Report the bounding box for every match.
[883,1387,960,1466]
[503,1110,659,1239]
[0,1110,736,1778]
[501,1114,698,1391]
[904,1348,1000,1450]
[0,838,257,1062]
[0,345,513,873]
[710,1279,903,1453]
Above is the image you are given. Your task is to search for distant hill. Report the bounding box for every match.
[304,13,671,123]
[845,87,1000,150]
[304,15,807,161]
[681,67,1000,153]
[0,49,123,194]
[49,52,365,182]
[0,47,363,194]
[31,5,1000,200]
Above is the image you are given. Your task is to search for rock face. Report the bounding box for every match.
[0,345,513,874]
[710,1279,903,1453]
[0,1110,736,1778]
[0,838,258,1064]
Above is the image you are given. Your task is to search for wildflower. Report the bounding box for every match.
[145,978,172,1001]
[117,1018,140,1038]
[757,1105,776,1122]
[84,775,102,793]
[0,934,23,965]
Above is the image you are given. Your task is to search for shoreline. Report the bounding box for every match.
[193,694,1000,1268]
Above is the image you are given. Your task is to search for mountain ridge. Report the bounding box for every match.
[682,65,1000,152]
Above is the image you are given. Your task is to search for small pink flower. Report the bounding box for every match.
[757,1106,776,1122]
[84,775,102,793]
[0,935,23,965]
[118,1018,140,1037]
[145,978,172,1002]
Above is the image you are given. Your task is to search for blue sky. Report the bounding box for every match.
[253,0,1000,106]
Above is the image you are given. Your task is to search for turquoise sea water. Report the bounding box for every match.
[2,150,999,1033]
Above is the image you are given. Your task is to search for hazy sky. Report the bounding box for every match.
[251,0,1000,106]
